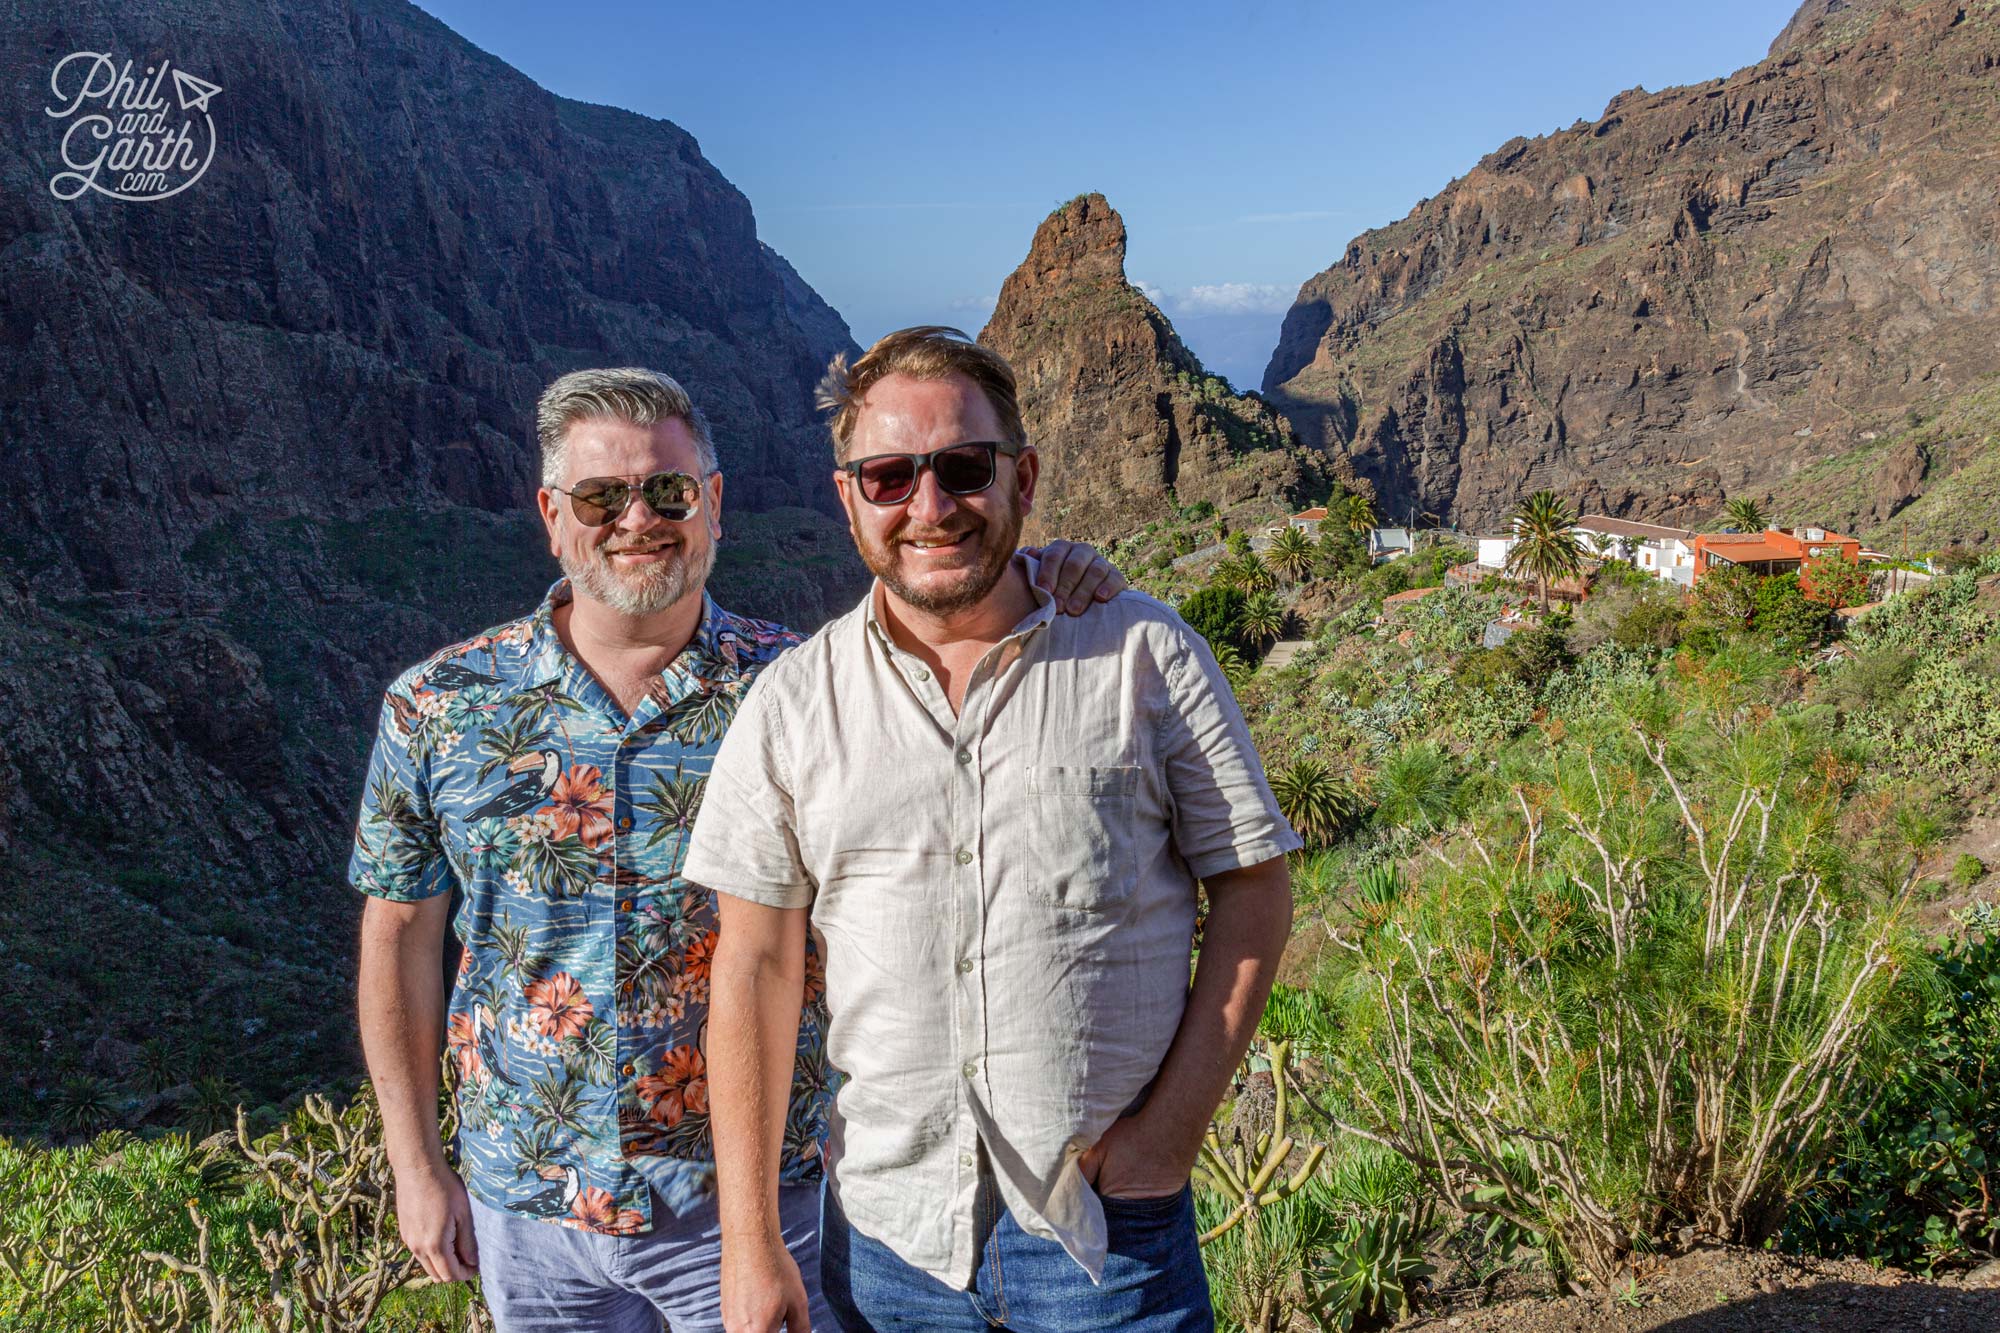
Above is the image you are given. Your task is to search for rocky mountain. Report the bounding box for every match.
[1264,0,2000,538]
[0,0,863,1132]
[981,194,1324,544]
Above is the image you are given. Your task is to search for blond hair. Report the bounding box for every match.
[816,326,1025,460]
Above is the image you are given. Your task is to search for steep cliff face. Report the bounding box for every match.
[981,195,1323,544]
[1264,0,2000,534]
[0,0,862,1129]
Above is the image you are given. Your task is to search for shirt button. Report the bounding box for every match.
[957,958,973,974]
[955,848,972,866]
[960,1152,976,1168]
[962,1061,978,1079]
[955,748,972,765]
[619,899,634,913]
[619,817,633,830]
[621,1063,636,1077]
[914,668,930,681]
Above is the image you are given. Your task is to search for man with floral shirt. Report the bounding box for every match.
[352,366,1122,1332]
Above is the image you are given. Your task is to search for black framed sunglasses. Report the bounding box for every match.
[839,440,1024,506]
[550,471,705,526]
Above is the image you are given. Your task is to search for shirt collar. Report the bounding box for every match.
[521,577,743,694]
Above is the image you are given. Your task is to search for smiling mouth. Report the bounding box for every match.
[902,532,972,554]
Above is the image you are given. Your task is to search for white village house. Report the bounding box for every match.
[1477,515,1698,587]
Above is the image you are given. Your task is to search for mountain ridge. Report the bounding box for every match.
[1263,0,2000,537]
[981,193,1326,544]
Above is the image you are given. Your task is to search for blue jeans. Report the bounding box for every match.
[820,1180,1213,1332]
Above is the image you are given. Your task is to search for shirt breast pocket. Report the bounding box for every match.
[1026,764,1141,911]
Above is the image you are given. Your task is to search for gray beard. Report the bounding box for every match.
[561,540,715,617]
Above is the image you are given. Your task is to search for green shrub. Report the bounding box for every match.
[1369,744,1459,835]
[1182,585,1249,656]
[1321,686,1924,1286]
[1689,564,1759,632]
[0,1080,464,1329]
[1507,626,1575,683]
[1754,572,1830,654]
[1611,593,1685,651]
[1783,923,2000,1272]
[1954,854,1987,889]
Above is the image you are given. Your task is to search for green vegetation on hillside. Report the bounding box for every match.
[8,519,2000,1328]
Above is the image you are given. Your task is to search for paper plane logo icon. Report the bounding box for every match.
[172,67,221,114]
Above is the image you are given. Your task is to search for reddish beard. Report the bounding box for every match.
[855,500,1022,616]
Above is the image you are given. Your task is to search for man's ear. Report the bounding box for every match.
[536,487,562,557]
[705,470,724,543]
[1012,444,1039,517]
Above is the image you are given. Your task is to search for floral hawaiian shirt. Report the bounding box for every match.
[350,579,829,1235]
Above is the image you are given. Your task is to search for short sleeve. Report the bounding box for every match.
[682,671,815,910]
[348,689,451,901]
[1155,623,1303,879]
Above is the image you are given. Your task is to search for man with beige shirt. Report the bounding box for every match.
[685,326,1297,1331]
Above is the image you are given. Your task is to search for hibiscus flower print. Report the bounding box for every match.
[634,1045,706,1127]
[541,764,615,848]
[524,972,595,1041]
[680,931,716,986]
[570,1186,645,1234]
[446,1012,484,1083]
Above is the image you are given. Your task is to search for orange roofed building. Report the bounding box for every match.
[1692,525,1861,593]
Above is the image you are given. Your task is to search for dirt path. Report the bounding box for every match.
[1408,1247,2000,1333]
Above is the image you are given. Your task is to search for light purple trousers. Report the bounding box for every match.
[469,1186,826,1332]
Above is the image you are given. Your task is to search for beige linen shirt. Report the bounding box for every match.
[683,563,1298,1283]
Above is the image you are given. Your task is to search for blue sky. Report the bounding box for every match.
[413,0,1805,388]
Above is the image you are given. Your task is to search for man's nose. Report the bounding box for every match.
[614,489,669,533]
[904,465,957,527]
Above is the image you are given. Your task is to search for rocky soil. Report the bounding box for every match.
[1412,1246,2000,1332]
[1264,0,2000,538]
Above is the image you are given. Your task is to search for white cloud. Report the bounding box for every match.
[1173,282,1296,316]
[946,293,996,312]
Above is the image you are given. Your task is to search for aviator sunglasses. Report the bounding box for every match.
[839,440,1024,506]
[550,471,705,526]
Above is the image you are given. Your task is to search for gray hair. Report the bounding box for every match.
[535,367,718,486]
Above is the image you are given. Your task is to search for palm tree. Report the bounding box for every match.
[1267,525,1316,585]
[1272,757,1358,847]
[50,1075,118,1138]
[1504,489,1585,614]
[1239,552,1276,594]
[1240,592,1287,651]
[1722,496,1767,533]
[1341,491,1379,536]
[1210,644,1253,693]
